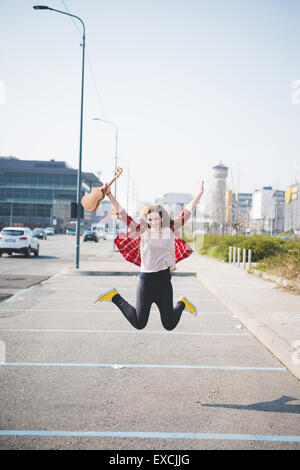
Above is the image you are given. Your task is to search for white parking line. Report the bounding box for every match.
[0,429,298,442]
[12,296,217,302]
[0,308,231,314]
[0,362,286,371]
[38,287,209,292]
[0,328,250,336]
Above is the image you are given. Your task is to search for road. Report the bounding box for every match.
[0,234,107,300]
[0,236,299,451]
[0,234,94,276]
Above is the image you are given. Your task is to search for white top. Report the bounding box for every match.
[140,227,176,273]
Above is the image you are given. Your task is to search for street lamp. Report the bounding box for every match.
[10,205,13,227]
[33,5,86,269]
[92,118,118,248]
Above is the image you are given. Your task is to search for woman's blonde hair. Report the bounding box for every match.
[141,204,174,229]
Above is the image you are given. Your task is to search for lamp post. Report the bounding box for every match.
[33,5,85,269]
[10,205,13,227]
[92,118,118,248]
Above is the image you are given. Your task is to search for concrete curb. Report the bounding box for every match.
[0,275,52,306]
[0,294,12,303]
[195,269,300,381]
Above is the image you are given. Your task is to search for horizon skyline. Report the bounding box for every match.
[0,153,290,205]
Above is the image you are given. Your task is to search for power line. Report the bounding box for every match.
[59,0,108,120]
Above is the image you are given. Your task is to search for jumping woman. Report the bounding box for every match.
[96,180,204,331]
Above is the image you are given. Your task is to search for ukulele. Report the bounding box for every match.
[81,167,123,212]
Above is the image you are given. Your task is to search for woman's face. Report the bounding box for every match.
[146,212,162,230]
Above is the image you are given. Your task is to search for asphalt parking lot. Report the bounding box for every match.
[0,236,299,450]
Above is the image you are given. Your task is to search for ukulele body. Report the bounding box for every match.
[81,188,105,212]
[80,167,123,213]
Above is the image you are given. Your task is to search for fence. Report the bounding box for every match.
[228,246,252,269]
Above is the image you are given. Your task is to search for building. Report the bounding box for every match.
[284,183,300,234]
[0,156,102,230]
[273,189,285,235]
[250,186,285,235]
[236,193,252,234]
[225,189,237,232]
[162,193,193,220]
[211,162,228,234]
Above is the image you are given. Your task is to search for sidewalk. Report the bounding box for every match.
[193,254,300,381]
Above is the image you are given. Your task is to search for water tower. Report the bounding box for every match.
[212,162,228,233]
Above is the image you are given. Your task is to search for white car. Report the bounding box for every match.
[95,228,106,240]
[0,227,39,257]
[45,227,55,235]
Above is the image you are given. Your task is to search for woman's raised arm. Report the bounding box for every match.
[103,184,138,230]
[174,180,204,229]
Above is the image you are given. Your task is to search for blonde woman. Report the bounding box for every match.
[96,181,204,330]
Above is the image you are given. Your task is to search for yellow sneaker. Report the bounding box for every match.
[178,296,197,316]
[95,288,119,304]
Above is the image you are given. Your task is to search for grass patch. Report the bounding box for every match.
[183,233,300,286]
[256,252,300,281]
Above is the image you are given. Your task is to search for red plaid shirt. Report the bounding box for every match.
[110,198,193,268]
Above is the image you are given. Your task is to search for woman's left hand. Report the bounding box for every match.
[196,180,204,196]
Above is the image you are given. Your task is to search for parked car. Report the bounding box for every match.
[45,227,55,236]
[0,227,39,257]
[83,231,98,242]
[96,228,106,240]
[33,228,47,240]
[90,225,107,240]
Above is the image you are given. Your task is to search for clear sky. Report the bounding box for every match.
[1,0,300,211]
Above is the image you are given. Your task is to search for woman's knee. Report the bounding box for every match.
[161,321,176,331]
[135,319,148,330]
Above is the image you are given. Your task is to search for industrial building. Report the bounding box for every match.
[211,162,228,233]
[225,191,252,234]
[0,156,102,231]
[250,186,285,235]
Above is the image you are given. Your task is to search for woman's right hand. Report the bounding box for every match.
[102,183,111,196]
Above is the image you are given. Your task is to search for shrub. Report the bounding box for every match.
[182,233,300,282]
[185,234,300,263]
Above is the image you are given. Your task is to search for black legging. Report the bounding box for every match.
[111,268,185,330]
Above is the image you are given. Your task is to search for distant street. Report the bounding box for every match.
[0,235,111,300]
